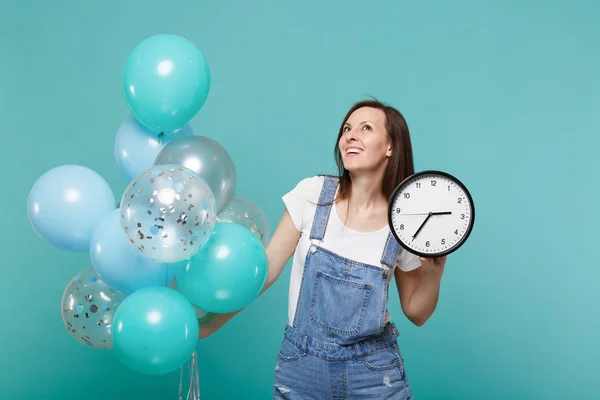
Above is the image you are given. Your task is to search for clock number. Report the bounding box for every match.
[441,239,446,245]
[431,180,437,186]
[454,229,459,235]
[461,214,465,219]
[448,185,451,191]
[458,198,462,204]
[403,193,410,199]
[416,182,421,189]
[396,208,401,214]
[425,241,430,247]
[399,224,404,230]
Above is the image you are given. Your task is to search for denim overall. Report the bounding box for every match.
[273,176,414,399]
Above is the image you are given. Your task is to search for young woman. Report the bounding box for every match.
[201,99,447,399]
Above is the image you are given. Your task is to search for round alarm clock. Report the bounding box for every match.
[388,170,475,258]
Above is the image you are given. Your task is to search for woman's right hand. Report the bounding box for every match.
[198,208,301,339]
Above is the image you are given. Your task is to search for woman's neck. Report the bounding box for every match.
[346,171,386,212]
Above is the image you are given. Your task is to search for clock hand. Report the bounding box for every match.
[401,211,452,216]
[412,212,432,241]
[430,211,452,216]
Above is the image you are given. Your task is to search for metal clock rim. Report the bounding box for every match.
[387,170,476,258]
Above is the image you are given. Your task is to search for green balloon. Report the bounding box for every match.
[112,287,199,375]
[123,34,210,133]
[176,222,269,314]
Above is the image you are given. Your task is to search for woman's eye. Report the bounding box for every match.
[363,125,372,131]
[343,126,351,132]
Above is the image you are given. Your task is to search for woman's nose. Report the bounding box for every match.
[344,129,358,141]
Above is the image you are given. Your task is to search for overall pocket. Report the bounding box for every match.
[360,344,403,371]
[309,270,373,336]
[277,339,301,362]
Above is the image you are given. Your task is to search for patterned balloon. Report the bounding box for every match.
[61,267,126,350]
[120,164,216,263]
[216,195,270,246]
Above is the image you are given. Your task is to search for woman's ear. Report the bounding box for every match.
[386,145,392,157]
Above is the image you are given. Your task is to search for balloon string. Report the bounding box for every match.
[179,364,184,400]
[189,351,200,400]
[178,350,200,400]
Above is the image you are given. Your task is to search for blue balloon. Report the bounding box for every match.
[114,115,195,182]
[90,209,185,294]
[123,34,211,133]
[27,165,115,252]
[176,222,268,313]
[112,287,199,375]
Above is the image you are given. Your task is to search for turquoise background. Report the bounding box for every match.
[2,0,599,398]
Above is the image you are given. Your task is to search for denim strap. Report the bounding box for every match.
[380,232,401,270]
[309,176,339,242]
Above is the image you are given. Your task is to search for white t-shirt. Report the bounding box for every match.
[282,175,422,327]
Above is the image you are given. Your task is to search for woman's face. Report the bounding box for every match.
[338,107,391,173]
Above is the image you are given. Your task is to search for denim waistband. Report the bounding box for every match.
[283,322,400,361]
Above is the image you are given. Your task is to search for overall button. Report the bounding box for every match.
[310,245,317,254]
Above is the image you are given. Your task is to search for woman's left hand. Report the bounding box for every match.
[420,255,447,274]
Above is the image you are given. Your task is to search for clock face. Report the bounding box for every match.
[388,170,475,257]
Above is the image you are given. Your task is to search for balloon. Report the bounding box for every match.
[114,115,195,182]
[90,209,185,294]
[168,278,209,319]
[27,165,116,252]
[112,287,199,375]
[176,222,268,313]
[217,195,270,246]
[61,267,127,350]
[120,165,217,263]
[123,34,211,132]
[153,136,236,214]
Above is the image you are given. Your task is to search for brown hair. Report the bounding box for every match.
[332,98,415,202]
